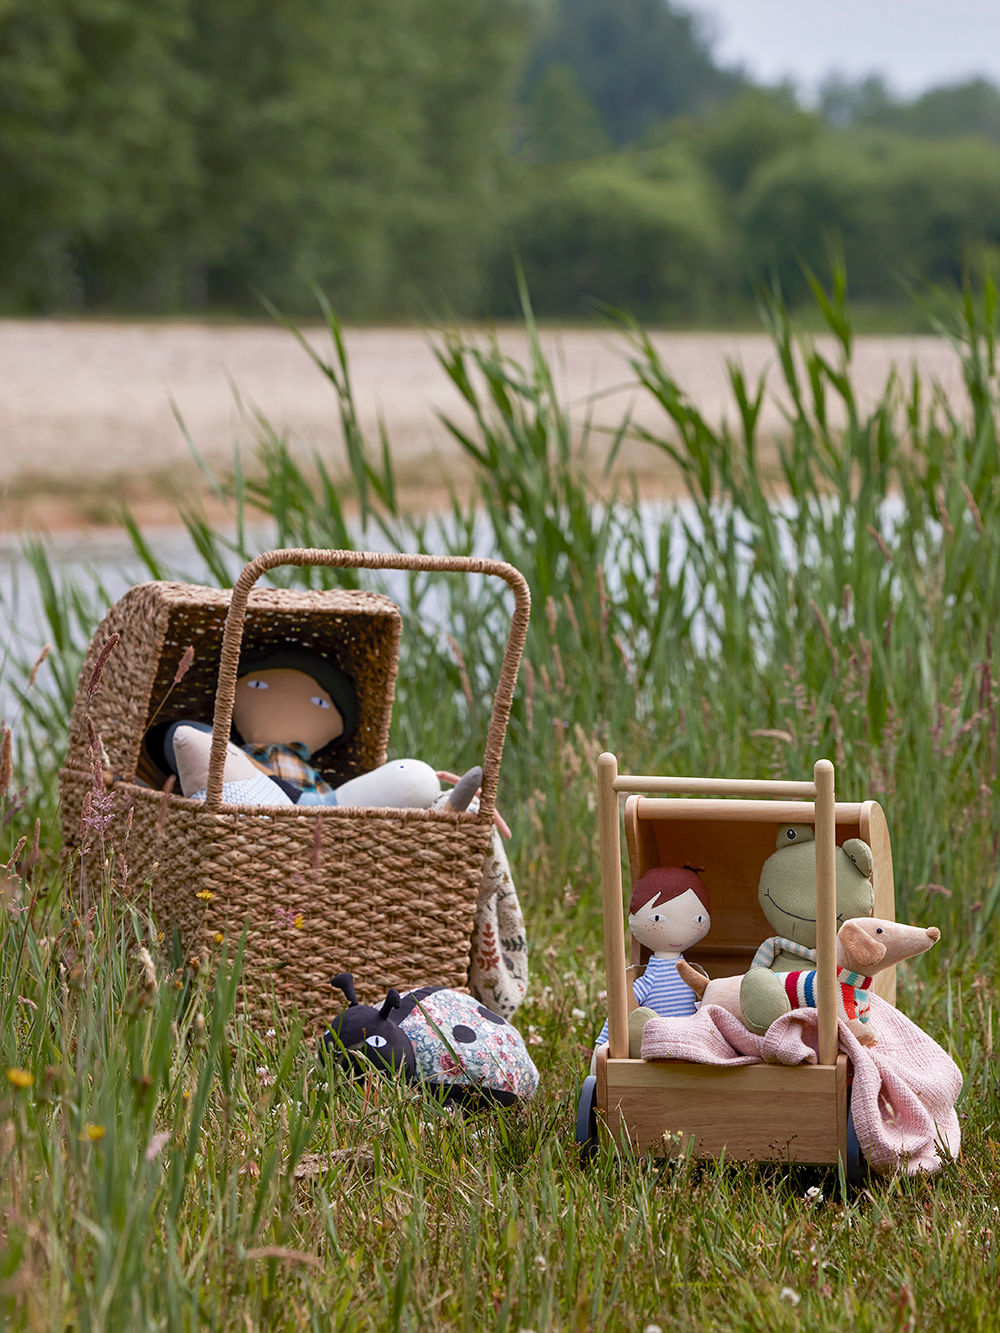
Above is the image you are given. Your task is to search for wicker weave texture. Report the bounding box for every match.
[61,771,491,1013]
[64,581,402,789]
[60,548,531,1023]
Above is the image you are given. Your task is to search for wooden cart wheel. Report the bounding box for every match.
[575,1075,598,1165]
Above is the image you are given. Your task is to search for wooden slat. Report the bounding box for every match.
[598,753,629,1060]
[814,760,838,1066]
[633,798,866,823]
[613,774,818,798]
[601,1056,848,1163]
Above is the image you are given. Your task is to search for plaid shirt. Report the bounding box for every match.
[243,741,335,800]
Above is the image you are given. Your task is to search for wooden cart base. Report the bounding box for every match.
[593,1046,850,1164]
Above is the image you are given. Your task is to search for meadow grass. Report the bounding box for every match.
[1,272,998,1330]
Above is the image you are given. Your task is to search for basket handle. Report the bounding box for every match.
[206,548,531,818]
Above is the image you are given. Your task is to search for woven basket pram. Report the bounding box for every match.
[60,548,530,1018]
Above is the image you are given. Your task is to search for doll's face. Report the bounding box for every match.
[628,888,710,955]
[233,668,345,754]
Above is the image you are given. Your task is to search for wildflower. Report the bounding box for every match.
[6,1067,33,1088]
[137,946,157,999]
[145,1131,170,1162]
[87,633,120,698]
[293,914,304,929]
[27,644,51,687]
[80,1123,106,1141]
[5,834,27,871]
[779,1287,800,1307]
[213,932,225,945]
[0,724,11,794]
[195,890,215,901]
[173,645,195,685]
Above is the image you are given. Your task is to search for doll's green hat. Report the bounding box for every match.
[237,650,358,739]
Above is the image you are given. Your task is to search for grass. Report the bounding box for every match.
[1,267,998,1329]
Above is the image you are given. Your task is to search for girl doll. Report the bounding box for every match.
[593,864,711,1061]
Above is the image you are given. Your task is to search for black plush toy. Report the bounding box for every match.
[321,973,539,1107]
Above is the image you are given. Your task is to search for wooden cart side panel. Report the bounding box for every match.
[599,1056,848,1163]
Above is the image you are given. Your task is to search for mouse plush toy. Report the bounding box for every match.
[320,973,539,1107]
[679,916,940,1045]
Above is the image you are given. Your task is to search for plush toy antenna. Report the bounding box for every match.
[331,973,358,1005]
[379,989,402,1021]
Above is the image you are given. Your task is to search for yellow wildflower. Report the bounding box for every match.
[195,890,215,901]
[293,914,304,930]
[6,1067,33,1089]
[80,1123,105,1141]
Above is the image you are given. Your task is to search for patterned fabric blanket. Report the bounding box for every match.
[431,792,528,1019]
[640,994,962,1174]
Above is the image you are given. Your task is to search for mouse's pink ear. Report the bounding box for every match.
[838,920,886,971]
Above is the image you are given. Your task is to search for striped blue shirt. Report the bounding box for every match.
[595,954,698,1048]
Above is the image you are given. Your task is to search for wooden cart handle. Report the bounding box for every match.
[206,548,530,818]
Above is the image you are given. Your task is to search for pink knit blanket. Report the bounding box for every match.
[640,994,962,1174]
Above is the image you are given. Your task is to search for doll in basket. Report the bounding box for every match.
[165,649,445,809]
[592,865,711,1065]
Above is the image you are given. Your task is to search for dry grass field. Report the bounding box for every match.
[0,319,966,532]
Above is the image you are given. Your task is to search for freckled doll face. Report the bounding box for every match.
[628,888,711,955]
[233,668,345,755]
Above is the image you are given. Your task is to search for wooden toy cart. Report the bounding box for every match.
[578,754,895,1177]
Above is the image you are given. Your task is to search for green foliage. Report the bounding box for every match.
[520,0,740,146]
[821,73,1000,143]
[671,87,822,199]
[742,130,1000,301]
[518,63,612,165]
[495,148,729,319]
[0,0,529,316]
[0,0,200,310]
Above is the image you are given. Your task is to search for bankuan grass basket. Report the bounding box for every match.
[60,548,530,1019]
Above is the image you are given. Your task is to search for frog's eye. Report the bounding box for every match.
[311,696,332,709]
[365,1034,388,1049]
[786,828,797,841]
[246,679,269,690]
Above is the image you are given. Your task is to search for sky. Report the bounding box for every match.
[690,0,1000,100]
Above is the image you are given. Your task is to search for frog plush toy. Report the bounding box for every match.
[739,824,875,1034]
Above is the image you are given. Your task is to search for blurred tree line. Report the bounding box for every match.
[4,0,1000,320]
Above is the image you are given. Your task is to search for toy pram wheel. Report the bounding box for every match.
[576,1075,598,1164]
[844,1104,864,1185]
